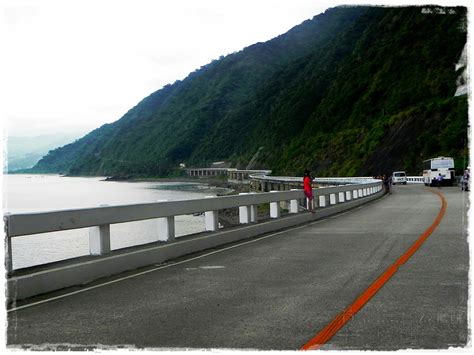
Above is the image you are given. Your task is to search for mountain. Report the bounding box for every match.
[32,6,468,178]
[5,132,87,172]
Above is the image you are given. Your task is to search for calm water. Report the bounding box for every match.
[3,174,231,270]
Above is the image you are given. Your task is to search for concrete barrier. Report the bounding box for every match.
[5,179,383,301]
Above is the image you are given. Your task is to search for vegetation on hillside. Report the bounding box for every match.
[32,6,468,178]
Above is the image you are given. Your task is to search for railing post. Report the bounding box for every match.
[205,211,218,231]
[158,216,175,241]
[89,224,111,255]
[239,193,251,224]
[345,191,352,201]
[249,192,258,223]
[319,195,327,208]
[205,196,219,231]
[330,193,337,205]
[156,200,175,241]
[250,204,257,222]
[338,192,345,203]
[289,189,299,213]
[270,191,280,218]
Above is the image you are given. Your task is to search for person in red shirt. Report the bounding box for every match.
[303,169,314,212]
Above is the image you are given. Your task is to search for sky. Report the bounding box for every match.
[0,0,471,139]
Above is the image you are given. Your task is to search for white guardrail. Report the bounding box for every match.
[4,177,383,300]
[4,177,381,272]
[250,175,379,185]
[250,174,424,185]
[406,176,424,183]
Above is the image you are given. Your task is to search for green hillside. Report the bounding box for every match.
[32,6,468,178]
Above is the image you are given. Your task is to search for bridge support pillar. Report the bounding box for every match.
[158,216,175,241]
[89,224,111,255]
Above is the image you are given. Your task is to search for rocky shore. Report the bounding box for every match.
[103,175,271,227]
[103,175,251,195]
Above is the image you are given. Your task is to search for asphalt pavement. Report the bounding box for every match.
[6,184,470,350]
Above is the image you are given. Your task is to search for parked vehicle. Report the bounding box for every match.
[422,157,455,186]
[392,171,407,185]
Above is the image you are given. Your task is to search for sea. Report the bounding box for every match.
[2,174,232,270]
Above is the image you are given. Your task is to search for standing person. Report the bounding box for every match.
[303,169,314,212]
[383,174,391,194]
[436,173,443,188]
[462,169,470,191]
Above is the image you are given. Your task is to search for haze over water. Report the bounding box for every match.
[3,174,229,270]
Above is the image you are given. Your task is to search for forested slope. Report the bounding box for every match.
[32,6,468,177]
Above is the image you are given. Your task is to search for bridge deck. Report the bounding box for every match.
[6,185,469,350]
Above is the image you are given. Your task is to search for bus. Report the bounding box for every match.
[422,156,455,186]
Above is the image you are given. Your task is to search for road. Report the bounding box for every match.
[6,184,469,350]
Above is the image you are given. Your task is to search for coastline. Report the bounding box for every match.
[103,175,251,195]
[102,175,258,227]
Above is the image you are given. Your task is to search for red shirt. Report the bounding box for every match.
[303,176,312,195]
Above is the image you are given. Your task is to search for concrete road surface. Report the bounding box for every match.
[6,184,469,350]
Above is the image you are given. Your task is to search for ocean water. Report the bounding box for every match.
[3,174,231,270]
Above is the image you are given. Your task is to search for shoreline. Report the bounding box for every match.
[6,172,252,195]
[103,175,252,195]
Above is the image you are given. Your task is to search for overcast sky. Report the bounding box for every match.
[0,0,470,138]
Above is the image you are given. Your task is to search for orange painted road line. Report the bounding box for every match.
[301,189,448,350]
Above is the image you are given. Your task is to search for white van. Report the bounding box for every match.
[392,171,407,185]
